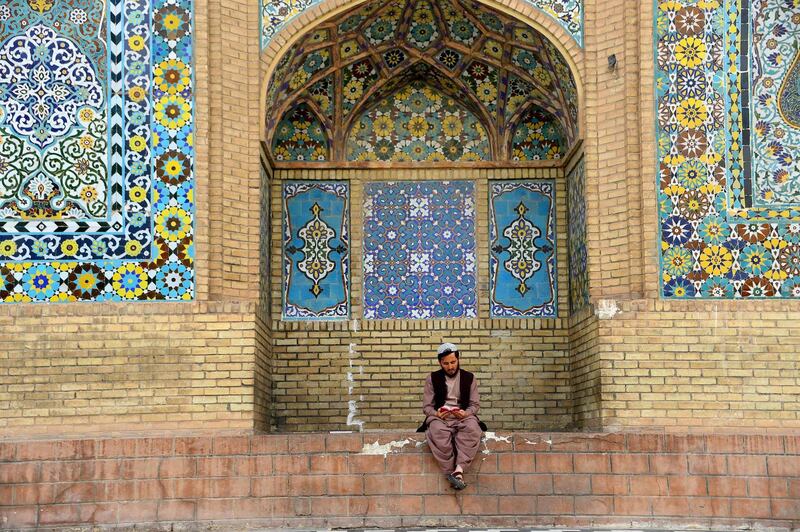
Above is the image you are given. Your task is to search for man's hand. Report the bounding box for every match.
[437,409,453,419]
[452,409,469,419]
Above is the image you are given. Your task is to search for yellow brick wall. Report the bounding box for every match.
[0,303,260,434]
[598,301,800,430]
[569,306,601,429]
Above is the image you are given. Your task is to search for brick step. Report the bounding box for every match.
[0,431,798,529]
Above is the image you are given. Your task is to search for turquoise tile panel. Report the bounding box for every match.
[489,180,556,318]
[283,181,349,319]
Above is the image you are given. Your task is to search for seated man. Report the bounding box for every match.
[420,342,484,490]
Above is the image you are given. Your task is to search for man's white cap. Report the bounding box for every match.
[437,342,459,356]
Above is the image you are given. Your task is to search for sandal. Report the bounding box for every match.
[446,471,467,490]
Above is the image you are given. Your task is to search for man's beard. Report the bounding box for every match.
[445,366,459,376]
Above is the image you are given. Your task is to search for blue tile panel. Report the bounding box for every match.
[0,0,195,302]
[656,0,800,299]
[489,180,557,318]
[283,181,349,319]
[363,181,477,320]
[567,159,588,312]
[261,0,584,49]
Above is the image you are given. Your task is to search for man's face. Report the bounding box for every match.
[439,353,459,376]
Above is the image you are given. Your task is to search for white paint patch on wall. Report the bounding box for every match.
[481,431,512,454]
[595,299,620,319]
[346,342,364,431]
[360,438,417,456]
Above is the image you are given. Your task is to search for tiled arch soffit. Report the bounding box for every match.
[259,0,585,148]
[261,0,584,50]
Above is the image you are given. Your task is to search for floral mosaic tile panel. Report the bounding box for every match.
[346,81,490,162]
[567,159,587,312]
[363,181,477,320]
[656,0,800,299]
[512,46,549,86]
[489,180,556,318]
[290,47,331,91]
[283,181,349,319]
[545,39,579,132]
[272,103,329,161]
[339,39,362,61]
[0,0,195,303]
[506,75,538,118]
[383,48,408,70]
[435,48,462,71]
[261,0,583,49]
[307,75,334,120]
[749,0,800,206]
[511,105,567,161]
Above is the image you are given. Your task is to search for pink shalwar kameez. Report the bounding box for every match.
[422,371,482,474]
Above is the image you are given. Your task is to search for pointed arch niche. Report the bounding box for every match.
[259,0,597,432]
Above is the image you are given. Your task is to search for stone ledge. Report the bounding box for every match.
[0,431,798,529]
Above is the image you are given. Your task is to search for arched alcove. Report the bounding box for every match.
[259,0,594,433]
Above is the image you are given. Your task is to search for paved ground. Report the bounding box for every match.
[265,527,736,532]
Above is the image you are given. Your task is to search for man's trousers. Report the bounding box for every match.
[425,416,482,474]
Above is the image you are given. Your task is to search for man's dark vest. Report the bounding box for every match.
[431,368,474,411]
[417,369,487,432]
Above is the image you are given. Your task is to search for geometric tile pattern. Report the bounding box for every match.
[272,103,329,161]
[441,0,480,47]
[407,0,440,51]
[363,181,477,320]
[545,38,580,132]
[364,0,404,46]
[489,180,557,317]
[283,181,349,319]
[342,58,379,116]
[308,75,334,120]
[0,0,195,302]
[506,75,538,119]
[749,0,800,206]
[461,61,499,118]
[655,0,800,299]
[567,159,588,312]
[260,0,584,49]
[346,81,491,162]
[264,0,580,163]
[511,105,567,161]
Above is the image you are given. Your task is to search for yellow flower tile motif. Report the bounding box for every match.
[656,0,800,299]
[346,81,490,162]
